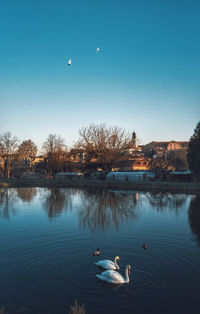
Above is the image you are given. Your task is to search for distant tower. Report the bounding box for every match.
[132,132,138,147]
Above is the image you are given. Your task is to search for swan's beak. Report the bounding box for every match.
[128,269,131,274]
[118,257,120,260]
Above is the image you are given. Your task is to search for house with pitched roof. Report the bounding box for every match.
[145,141,188,158]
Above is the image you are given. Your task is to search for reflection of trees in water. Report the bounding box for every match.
[188,196,200,247]
[16,188,37,202]
[0,188,18,219]
[79,189,138,232]
[42,188,73,218]
[146,192,187,213]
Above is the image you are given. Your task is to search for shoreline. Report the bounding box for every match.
[0,178,200,195]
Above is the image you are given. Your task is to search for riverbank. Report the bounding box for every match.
[0,178,200,194]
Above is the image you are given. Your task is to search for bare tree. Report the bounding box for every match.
[148,157,175,172]
[0,132,19,178]
[43,134,66,154]
[42,134,68,178]
[17,139,37,162]
[75,124,131,172]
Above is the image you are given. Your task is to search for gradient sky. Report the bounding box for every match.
[1,0,200,151]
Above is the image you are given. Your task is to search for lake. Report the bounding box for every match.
[0,188,200,314]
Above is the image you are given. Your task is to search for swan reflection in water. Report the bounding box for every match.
[79,189,139,232]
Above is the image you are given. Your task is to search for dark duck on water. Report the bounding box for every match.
[142,243,148,249]
[93,248,101,256]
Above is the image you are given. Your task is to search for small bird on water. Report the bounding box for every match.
[68,58,71,66]
[142,243,147,249]
[93,248,101,256]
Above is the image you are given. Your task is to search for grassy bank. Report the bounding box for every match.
[0,178,200,195]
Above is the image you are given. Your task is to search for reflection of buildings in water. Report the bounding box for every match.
[16,188,38,202]
[188,196,200,247]
[42,188,73,218]
[146,192,187,213]
[133,192,139,204]
[79,189,139,232]
[0,188,18,219]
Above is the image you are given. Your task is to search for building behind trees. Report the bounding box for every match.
[1,123,198,179]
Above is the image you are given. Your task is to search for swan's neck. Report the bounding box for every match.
[114,257,119,269]
[124,266,130,283]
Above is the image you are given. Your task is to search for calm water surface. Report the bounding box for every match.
[0,188,200,314]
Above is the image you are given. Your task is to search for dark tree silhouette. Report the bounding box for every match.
[187,121,200,174]
[188,196,200,247]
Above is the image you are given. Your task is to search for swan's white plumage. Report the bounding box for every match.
[95,256,120,270]
[96,265,131,284]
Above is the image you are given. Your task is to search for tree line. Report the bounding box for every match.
[0,124,130,178]
[0,121,199,178]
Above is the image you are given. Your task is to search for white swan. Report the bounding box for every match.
[96,265,131,284]
[95,256,120,270]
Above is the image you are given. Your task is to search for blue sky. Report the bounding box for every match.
[0,0,199,151]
